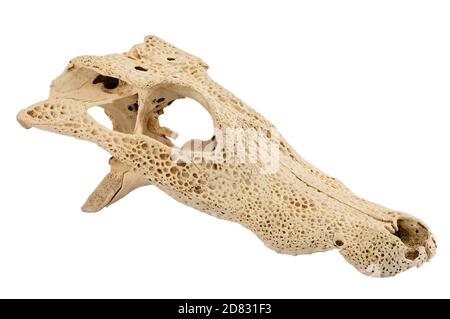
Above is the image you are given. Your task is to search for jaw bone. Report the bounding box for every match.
[16,36,436,277]
[81,157,151,213]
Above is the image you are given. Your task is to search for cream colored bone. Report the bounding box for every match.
[16,36,436,277]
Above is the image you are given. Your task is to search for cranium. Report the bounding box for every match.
[16,36,436,277]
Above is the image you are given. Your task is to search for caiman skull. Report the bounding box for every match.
[17,36,436,277]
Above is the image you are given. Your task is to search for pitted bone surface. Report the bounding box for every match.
[17,36,436,277]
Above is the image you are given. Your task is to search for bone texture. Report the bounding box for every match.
[17,36,436,277]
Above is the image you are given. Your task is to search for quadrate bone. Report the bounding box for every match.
[16,36,436,277]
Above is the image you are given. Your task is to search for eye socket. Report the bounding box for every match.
[93,75,119,90]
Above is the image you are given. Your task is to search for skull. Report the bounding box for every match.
[16,36,436,277]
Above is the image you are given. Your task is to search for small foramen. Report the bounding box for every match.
[178,303,213,317]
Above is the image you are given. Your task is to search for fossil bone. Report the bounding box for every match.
[17,36,436,277]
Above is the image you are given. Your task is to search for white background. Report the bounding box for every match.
[0,0,449,298]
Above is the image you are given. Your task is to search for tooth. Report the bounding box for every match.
[17,35,436,277]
